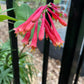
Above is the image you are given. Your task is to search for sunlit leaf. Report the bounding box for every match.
[0,15,17,22]
[14,3,34,20]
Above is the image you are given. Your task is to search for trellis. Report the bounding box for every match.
[6,0,84,84]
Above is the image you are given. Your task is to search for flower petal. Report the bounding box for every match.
[25,22,35,32]
[22,31,31,45]
[30,21,38,49]
[47,12,64,45]
[32,5,47,22]
[47,8,67,26]
[39,13,45,40]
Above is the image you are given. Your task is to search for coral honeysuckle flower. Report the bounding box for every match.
[58,17,67,26]
[38,13,45,40]
[32,5,47,22]
[22,31,31,45]
[28,5,47,23]
[47,8,67,26]
[51,6,62,16]
[14,23,27,35]
[14,3,67,49]
[32,9,43,22]
[45,33,49,39]
[23,6,43,25]
[30,21,38,50]
[25,22,35,32]
[63,13,67,17]
[45,18,63,46]
[14,24,24,34]
[55,11,60,17]
[14,27,19,34]
[45,18,55,35]
[47,12,64,46]
[50,2,60,9]
[47,8,60,17]
[44,24,57,46]
[45,24,62,47]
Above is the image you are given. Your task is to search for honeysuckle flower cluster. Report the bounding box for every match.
[14,3,67,50]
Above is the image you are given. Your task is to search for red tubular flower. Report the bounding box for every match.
[55,11,60,17]
[58,11,67,17]
[50,2,60,9]
[14,3,67,49]
[14,22,27,35]
[45,19,52,39]
[14,27,19,34]
[51,6,61,16]
[45,18,57,39]
[44,24,57,46]
[25,22,35,32]
[21,31,31,45]
[51,6,61,15]
[32,5,47,22]
[58,17,67,26]
[45,18,54,35]
[30,21,38,49]
[47,8,59,18]
[18,23,27,34]
[47,12,64,46]
[47,8,67,26]
[45,33,48,38]
[45,17,63,46]
[63,13,67,17]
[38,13,45,40]
[25,6,43,24]
[32,10,42,22]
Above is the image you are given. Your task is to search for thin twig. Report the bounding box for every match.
[3,20,14,24]
[19,45,27,57]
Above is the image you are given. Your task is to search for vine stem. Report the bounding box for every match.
[19,44,27,57]
[3,20,14,24]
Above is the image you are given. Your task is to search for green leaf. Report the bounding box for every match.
[0,8,15,14]
[14,3,34,20]
[1,40,10,49]
[20,78,25,84]
[25,52,33,57]
[8,74,13,78]
[14,20,25,28]
[59,13,63,17]
[0,15,17,22]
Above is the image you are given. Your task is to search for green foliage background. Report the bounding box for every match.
[0,40,36,84]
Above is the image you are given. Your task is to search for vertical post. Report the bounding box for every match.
[6,0,20,84]
[74,46,84,84]
[42,0,53,84]
[69,10,84,84]
[59,0,84,84]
